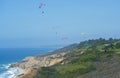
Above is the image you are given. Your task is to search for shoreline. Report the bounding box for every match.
[9,64,24,78]
[0,47,62,78]
[0,64,24,78]
[8,44,77,78]
[9,51,68,78]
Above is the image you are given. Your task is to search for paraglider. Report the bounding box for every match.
[52,26,59,30]
[61,37,69,41]
[38,3,46,15]
[52,26,60,35]
[80,32,88,40]
[81,32,88,36]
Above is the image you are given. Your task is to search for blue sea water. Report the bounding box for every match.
[0,47,58,78]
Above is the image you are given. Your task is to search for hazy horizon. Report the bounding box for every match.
[0,0,120,48]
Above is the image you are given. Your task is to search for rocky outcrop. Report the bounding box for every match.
[15,68,37,78]
[10,51,67,78]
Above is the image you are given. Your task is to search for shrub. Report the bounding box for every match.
[115,42,120,48]
[80,53,98,62]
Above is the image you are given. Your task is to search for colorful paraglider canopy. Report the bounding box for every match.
[61,37,69,41]
[81,32,88,36]
[52,26,59,30]
[39,3,46,9]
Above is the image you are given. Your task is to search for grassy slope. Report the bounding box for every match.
[33,38,120,78]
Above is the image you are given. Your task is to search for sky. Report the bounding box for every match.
[0,0,120,48]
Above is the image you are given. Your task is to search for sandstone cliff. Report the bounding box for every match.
[10,51,68,78]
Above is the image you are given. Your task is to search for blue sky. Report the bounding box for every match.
[0,0,120,48]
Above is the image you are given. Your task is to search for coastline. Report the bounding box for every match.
[8,64,24,78]
[0,64,24,78]
[0,46,64,78]
[9,44,78,78]
[10,52,67,78]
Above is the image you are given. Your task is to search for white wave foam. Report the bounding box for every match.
[0,64,23,78]
[0,64,10,69]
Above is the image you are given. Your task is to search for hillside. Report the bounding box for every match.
[12,38,120,78]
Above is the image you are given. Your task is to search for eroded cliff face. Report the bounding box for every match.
[15,68,37,78]
[10,52,67,78]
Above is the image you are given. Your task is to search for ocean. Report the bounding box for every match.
[0,47,58,78]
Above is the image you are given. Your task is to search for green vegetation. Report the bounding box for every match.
[34,38,120,78]
[115,41,120,48]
